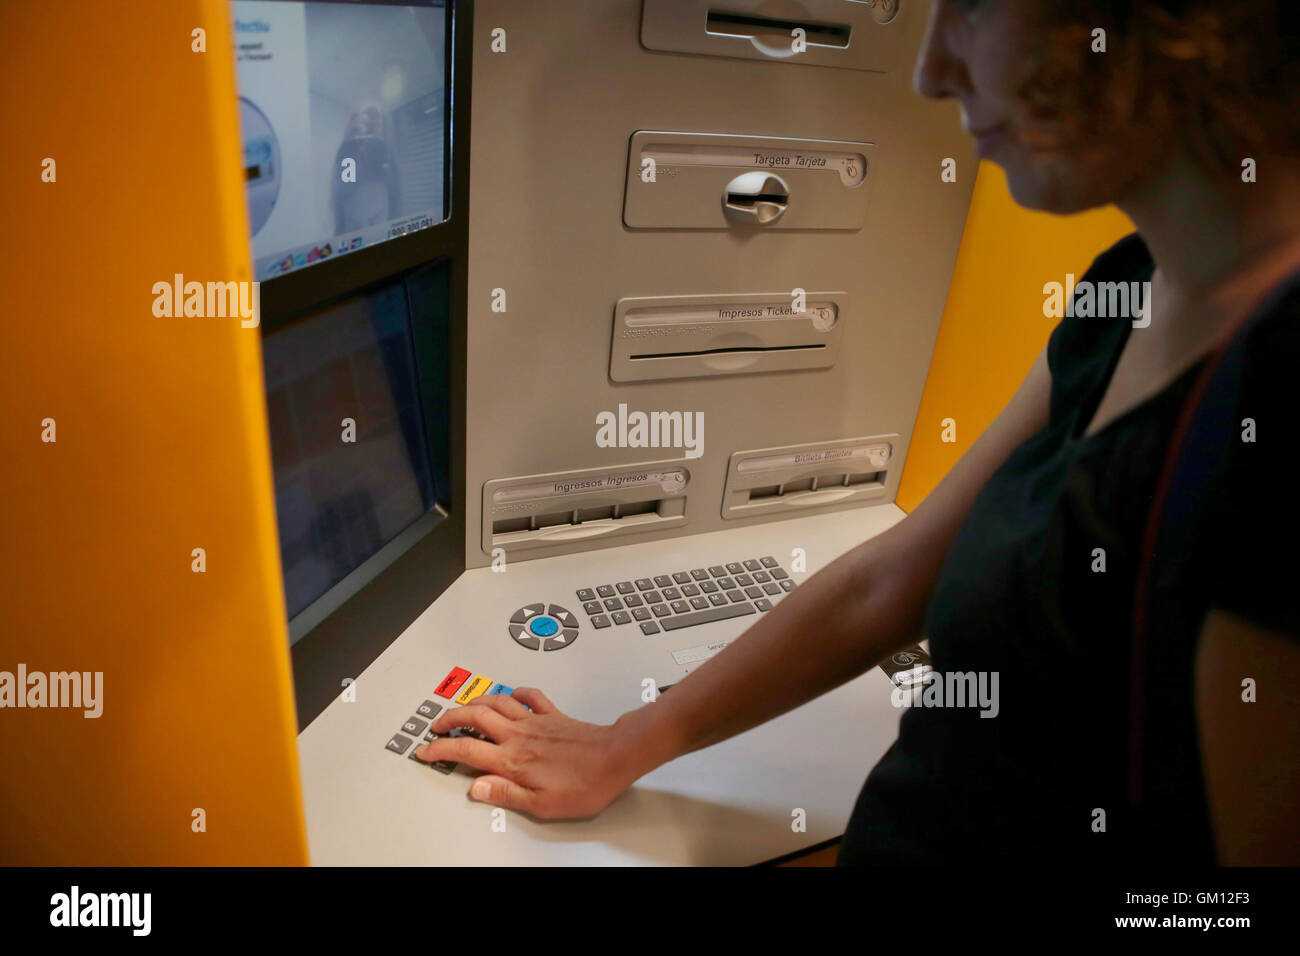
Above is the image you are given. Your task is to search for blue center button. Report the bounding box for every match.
[528,616,560,637]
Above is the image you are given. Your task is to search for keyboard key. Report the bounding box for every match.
[760,556,778,568]
[612,610,631,625]
[708,566,727,577]
[386,734,413,755]
[752,571,771,583]
[603,597,624,611]
[743,559,761,571]
[659,602,756,632]
[584,601,603,615]
[640,621,661,635]
[416,700,443,720]
[670,600,689,614]
[689,596,709,610]
[780,579,796,592]
[597,584,616,598]
[624,594,644,607]
[456,675,493,705]
[699,580,718,593]
[709,593,728,606]
[577,588,596,602]
[635,578,654,590]
[726,562,744,574]
[591,614,611,628]
[435,667,471,699]
[681,583,700,596]
[735,573,754,586]
[662,587,681,600]
[755,598,774,611]
[718,577,735,590]
[651,604,671,617]
[745,586,763,599]
[727,590,747,603]
[673,571,691,584]
[771,568,789,580]
[644,590,662,604]
[616,581,635,594]
[654,575,672,587]
[632,606,651,621]
[763,582,781,595]
[690,569,709,580]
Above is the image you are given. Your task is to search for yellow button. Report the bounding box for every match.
[455,674,494,705]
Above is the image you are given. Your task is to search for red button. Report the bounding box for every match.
[435,666,471,699]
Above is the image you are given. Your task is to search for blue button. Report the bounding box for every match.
[528,616,559,637]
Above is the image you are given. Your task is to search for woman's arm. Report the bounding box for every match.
[426,349,1054,818]
[1196,607,1300,864]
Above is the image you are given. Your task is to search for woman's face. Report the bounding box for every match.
[914,0,1167,213]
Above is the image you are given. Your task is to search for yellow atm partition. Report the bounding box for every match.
[0,1,307,864]
[1,0,1129,866]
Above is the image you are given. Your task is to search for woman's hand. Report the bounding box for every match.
[417,688,654,819]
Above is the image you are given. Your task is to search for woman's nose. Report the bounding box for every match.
[913,4,969,102]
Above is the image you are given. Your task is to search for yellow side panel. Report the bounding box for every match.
[0,1,307,863]
[897,163,1135,512]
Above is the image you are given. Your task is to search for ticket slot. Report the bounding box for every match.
[722,437,897,519]
[704,11,852,50]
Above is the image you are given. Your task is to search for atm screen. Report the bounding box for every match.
[232,0,449,281]
[261,264,453,630]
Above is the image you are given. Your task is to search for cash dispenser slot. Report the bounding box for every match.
[611,292,846,383]
[483,462,691,555]
[642,0,908,72]
[704,11,852,50]
[722,436,897,519]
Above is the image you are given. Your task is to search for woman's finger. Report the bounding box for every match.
[467,774,541,814]
[509,686,559,715]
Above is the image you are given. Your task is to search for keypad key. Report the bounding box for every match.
[727,590,746,603]
[670,600,690,614]
[577,588,597,602]
[780,579,796,592]
[591,614,612,628]
[616,581,635,594]
[632,606,651,621]
[708,566,727,577]
[640,621,661,635]
[690,596,709,610]
[662,586,681,600]
[402,717,428,737]
[386,734,413,755]
[436,667,471,699]
[603,597,624,611]
[726,562,744,574]
[760,556,778,568]
[771,568,789,580]
[612,610,632,625]
[416,700,443,720]
[718,577,735,590]
[690,569,709,580]
[673,571,691,584]
[597,584,616,598]
[735,573,754,586]
[755,598,774,611]
[430,760,457,775]
[651,604,671,617]
[644,590,662,604]
[423,729,437,742]
[635,578,654,590]
[654,575,673,587]
[745,586,763,600]
[584,601,603,615]
[709,593,728,606]
[752,571,771,583]
[658,602,756,632]
[624,594,644,607]
[699,580,718,593]
[763,582,781,595]
[743,559,761,571]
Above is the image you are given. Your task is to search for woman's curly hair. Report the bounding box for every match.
[1021,1,1300,171]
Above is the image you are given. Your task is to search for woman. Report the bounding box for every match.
[421,0,1300,864]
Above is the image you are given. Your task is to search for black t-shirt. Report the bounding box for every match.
[838,234,1300,865]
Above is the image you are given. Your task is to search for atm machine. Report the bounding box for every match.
[238,0,975,865]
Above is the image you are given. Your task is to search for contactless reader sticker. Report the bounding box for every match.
[878,645,933,689]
